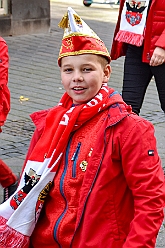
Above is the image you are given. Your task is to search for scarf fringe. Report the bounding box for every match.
[0,216,29,248]
[115,30,144,47]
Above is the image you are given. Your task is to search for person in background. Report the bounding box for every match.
[0,7,164,248]
[0,37,18,201]
[0,36,10,130]
[110,0,165,115]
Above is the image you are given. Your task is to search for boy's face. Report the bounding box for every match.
[60,54,111,105]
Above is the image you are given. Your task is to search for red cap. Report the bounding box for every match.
[58,7,111,66]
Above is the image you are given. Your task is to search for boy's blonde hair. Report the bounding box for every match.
[97,55,109,68]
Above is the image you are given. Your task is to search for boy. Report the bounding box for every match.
[0,7,164,248]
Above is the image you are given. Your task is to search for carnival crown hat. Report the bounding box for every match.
[58,7,111,66]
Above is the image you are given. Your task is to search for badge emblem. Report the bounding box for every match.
[126,0,147,26]
[80,161,88,172]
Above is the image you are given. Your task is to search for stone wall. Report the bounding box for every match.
[0,0,50,36]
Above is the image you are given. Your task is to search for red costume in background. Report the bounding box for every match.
[0,37,10,129]
[0,37,17,194]
[111,0,165,62]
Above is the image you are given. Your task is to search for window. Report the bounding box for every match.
[0,0,8,15]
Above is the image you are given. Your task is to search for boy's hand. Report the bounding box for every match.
[150,47,165,66]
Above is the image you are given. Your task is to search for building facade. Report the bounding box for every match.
[0,0,50,36]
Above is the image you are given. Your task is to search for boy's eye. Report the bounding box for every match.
[64,68,73,72]
[83,67,92,72]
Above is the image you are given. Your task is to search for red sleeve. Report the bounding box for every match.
[0,159,17,187]
[155,28,165,50]
[122,118,165,247]
[0,37,10,126]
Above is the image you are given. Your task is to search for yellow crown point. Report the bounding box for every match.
[58,12,69,29]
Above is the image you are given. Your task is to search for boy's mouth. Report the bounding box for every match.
[72,87,86,91]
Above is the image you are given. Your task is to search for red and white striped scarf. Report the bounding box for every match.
[115,0,150,46]
[0,83,122,247]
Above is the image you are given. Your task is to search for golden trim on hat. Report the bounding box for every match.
[58,7,111,66]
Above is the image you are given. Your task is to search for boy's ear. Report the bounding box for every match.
[103,64,111,82]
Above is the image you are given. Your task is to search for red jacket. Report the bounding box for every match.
[0,37,10,127]
[111,0,165,63]
[26,94,165,248]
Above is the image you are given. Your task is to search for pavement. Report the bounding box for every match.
[0,0,165,246]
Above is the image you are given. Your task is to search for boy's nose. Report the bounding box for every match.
[73,72,83,82]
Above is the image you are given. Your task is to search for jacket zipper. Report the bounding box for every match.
[71,142,81,178]
[70,116,128,247]
[53,136,73,247]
